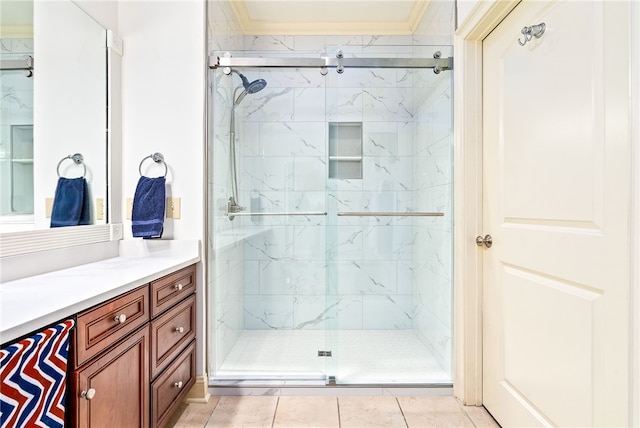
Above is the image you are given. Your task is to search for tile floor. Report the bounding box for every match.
[167,395,501,428]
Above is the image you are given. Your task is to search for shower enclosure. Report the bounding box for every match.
[208,45,453,386]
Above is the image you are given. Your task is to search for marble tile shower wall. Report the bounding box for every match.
[230,37,453,341]
[0,39,34,216]
[207,0,455,374]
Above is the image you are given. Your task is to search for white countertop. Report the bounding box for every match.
[0,240,200,345]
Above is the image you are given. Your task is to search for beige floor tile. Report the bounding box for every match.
[169,397,221,428]
[273,396,339,427]
[338,396,407,428]
[205,396,278,428]
[398,396,474,428]
[462,406,501,428]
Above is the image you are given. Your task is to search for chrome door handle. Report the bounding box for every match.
[476,234,493,248]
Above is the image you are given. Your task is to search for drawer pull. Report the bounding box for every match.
[174,283,184,291]
[114,314,127,324]
[175,326,184,334]
[174,381,183,389]
[81,388,96,400]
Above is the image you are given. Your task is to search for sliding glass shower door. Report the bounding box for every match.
[208,46,453,386]
[323,57,453,384]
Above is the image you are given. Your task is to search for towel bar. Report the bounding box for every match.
[56,153,86,178]
[139,152,168,177]
[226,211,328,217]
[337,212,444,217]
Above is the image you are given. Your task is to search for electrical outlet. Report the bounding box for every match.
[45,198,54,218]
[166,197,181,219]
[96,198,104,220]
[126,198,133,220]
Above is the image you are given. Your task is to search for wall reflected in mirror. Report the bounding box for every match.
[0,0,108,232]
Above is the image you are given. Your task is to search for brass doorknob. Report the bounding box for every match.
[475,234,493,248]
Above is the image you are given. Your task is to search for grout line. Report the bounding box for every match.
[461,406,479,428]
[203,397,222,427]
[271,396,280,428]
[336,396,342,428]
[395,397,410,428]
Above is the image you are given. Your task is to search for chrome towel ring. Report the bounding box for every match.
[138,152,168,177]
[56,153,86,178]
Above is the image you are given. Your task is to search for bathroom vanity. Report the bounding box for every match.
[0,240,200,428]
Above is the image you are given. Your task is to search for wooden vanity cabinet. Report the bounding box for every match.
[69,264,197,428]
[72,327,150,428]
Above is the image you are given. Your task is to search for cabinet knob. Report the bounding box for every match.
[175,326,184,334]
[81,388,96,400]
[174,283,183,291]
[174,381,183,389]
[114,314,127,324]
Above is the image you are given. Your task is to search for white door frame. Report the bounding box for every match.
[452,1,640,423]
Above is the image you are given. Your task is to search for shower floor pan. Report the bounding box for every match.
[214,330,450,386]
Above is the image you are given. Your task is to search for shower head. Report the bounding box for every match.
[229,69,267,106]
[239,73,267,94]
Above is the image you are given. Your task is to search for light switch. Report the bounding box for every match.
[45,198,54,218]
[126,198,133,220]
[166,198,181,219]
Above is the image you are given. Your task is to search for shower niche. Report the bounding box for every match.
[328,122,362,180]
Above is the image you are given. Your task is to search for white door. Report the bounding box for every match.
[482,1,630,426]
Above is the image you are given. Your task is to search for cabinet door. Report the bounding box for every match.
[72,326,149,428]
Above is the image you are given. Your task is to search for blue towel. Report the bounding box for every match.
[50,177,90,228]
[132,176,166,239]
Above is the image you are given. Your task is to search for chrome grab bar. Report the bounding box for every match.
[337,212,444,217]
[226,211,328,217]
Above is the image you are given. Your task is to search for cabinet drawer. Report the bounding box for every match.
[150,294,196,379]
[75,285,149,367]
[150,265,196,317]
[151,341,195,428]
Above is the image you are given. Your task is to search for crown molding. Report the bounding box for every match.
[228,0,429,35]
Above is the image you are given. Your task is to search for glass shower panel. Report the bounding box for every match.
[208,46,453,386]
[324,51,454,385]
[209,63,332,383]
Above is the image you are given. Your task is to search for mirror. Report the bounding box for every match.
[0,0,108,232]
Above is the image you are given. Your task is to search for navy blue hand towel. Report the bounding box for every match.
[50,177,90,228]
[132,176,166,239]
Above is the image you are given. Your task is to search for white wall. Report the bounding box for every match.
[118,0,206,376]
[73,0,118,31]
[119,0,205,242]
[456,0,480,29]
